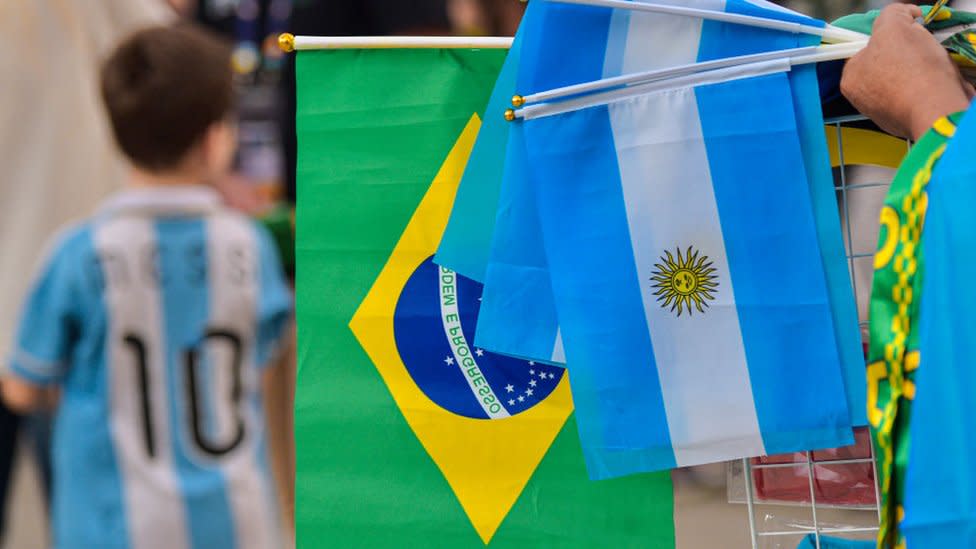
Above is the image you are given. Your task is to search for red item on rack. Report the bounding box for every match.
[751,427,876,507]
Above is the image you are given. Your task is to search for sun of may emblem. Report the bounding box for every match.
[650,246,719,316]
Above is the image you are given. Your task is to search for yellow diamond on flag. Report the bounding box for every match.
[349,114,574,544]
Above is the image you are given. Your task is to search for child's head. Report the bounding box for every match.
[101,24,235,183]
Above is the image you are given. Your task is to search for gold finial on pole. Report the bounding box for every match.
[511,95,525,108]
[504,109,516,122]
[278,33,296,53]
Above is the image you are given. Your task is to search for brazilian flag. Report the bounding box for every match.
[294,45,675,547]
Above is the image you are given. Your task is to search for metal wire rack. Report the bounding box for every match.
[731,115,913,549]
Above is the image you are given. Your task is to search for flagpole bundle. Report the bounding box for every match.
[516,58,793,120]
[515,45,822,107]
[279,34,514,51]
[552,0,866,43]
[509,41,867,120]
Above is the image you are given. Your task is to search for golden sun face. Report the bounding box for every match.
[650,246,719,317]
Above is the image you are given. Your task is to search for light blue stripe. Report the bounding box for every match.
[434,3,531,281]
[11,225,91,386]
[788,63,866,426]
[254,223,292,367]
[712,0,867,425]
[904,107,976,548]
[251,218,289,542]
[525,103,676,478]
[49,226,132,548]
[252,392,281,541]
[711,0,865,427]
[156,219,237,549]
[695,73,853,454]
[474,122,561,364]
[697,4,858,440]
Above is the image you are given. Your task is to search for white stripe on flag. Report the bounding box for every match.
[604,0,717,78]
[608,87,766,466]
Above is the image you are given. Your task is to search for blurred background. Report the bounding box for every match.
[0,0,899,548]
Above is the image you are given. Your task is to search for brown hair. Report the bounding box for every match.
[100,24,233,172]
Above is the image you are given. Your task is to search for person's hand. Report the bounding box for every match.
[841,4,973,140]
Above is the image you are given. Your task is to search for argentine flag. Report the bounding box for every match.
[472,0,865,424]
[511,2,855,477]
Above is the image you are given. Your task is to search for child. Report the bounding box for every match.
[3,24,290,549]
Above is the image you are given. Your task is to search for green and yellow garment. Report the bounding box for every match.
[868,113,963,549]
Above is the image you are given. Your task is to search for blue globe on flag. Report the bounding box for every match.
[394,257,565,420]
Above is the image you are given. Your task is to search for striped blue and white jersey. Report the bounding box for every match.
[9,186,291,549]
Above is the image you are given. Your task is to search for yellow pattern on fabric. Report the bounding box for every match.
[932,116,958,138]
[875,207,900,270]
[866,361,887,428]
[874,133,949,548]
[903,351,920,400]
[348,114,574,544]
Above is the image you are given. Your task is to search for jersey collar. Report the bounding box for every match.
[98,185,222,217]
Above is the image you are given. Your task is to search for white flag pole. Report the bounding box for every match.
[515,59,792,120]
[516,40,867,108]
[510,41,866,121]
[278,34,513,51]
[518,45,821,107]
[550,0,866,43]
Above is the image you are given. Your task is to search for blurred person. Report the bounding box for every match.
[164,0,289,214]
[477,0,526,36]
[449,0,525,36]
[165,0,455,202]
[173,1,301,531]
[2,24,292,549]
[0,0,172,542]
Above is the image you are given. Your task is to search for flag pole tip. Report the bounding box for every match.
[511,95,525,107]
[278,33,296,53]
[504,109,516,122]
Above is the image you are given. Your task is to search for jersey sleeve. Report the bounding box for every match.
[8,228,86,385]
[254,223,293,368]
